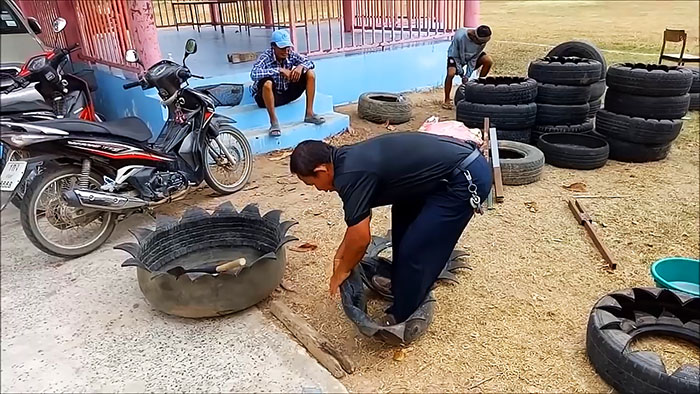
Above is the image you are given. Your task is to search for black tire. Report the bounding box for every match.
[462,77,538,105]
[456,101,537,130]
[595,109,682,144]
[536,102,590,125]
[606,63,693,97]
[689,67,699,93]
[587,98,602,118]
[690,93,700,110]
[203,126,253,195]
[454,84,465,104]
[537,132,609,170]
[534,119,594,134]
[20,166,116,257]
[536,83,591,105]
[497,141,544,185]
[604,90,690,120]
[547,40,607,79]
[586,287,700,394]
[592,131,672,162]
[528,57,602,86]
[496,129,531,144]
[589,79,607,100]
[358,92,412,124]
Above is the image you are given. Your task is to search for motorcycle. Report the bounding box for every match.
[0,39,253,258]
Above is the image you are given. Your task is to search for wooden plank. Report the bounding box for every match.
[269,300,353,378]
[483,118,494,209]
[489,127,504,203]
[568,200,617,270]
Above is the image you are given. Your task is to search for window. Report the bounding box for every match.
[0,0,28,34]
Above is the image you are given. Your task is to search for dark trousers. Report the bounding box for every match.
[388,153,492,322]
[254,71,307,108]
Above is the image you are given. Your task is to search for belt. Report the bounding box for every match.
[451,148,482,177]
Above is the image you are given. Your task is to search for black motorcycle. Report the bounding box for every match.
[0,39,253,257]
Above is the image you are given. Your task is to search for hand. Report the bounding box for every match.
[279,68,292,80]
[461,76,469,84]
[290,65,304,82]
[329,268,351,296]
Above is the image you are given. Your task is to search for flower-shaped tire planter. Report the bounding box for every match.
[586,287,700,394]
[339,230,471,345]
[116,202,297,318]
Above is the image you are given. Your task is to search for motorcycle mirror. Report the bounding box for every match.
[52,18,66,33]
[125,50,140,64]
[184,39,197,55]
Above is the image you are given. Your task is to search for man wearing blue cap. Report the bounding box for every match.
[250,30,325,137]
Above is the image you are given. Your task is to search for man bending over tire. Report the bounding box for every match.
[443,25,494,109]
[290,133,492,324]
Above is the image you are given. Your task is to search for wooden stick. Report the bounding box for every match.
[468,373,503,390]
[573,195,629,199]
[489,127,504,203]
[269,300,353,378]
[483,118,494,209]
[568,200,617,270]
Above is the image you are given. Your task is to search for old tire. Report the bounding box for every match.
[586,287,700,394]
[496,129,531,144]
[593,131,672,163]
[690,93,700,110]
[589,80,607,100]
[358,92,412,124]
[536,102,590,125]
[528,57,602,86]
[498,141,544,185]
[547,40,607,78]
[456,101,537,130]
[454,84,466,104]
[587,98,602,118]
[595,109,682,144]
[462,77,538,105]
[537,132,609,170]
[536,83,591,105]
[604,90,690,120]
[606,63,694,97]
[534,119,594,134]
[689,67,699,93]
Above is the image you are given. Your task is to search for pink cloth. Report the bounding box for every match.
[419,116,484,148]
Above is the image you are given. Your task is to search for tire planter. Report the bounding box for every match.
[534,119,594,134]
[496,128,531,144]
[358,92,412,124]
[586,287,700,394]
[462,76,538,104]
[456,101,537,130]
[589,79,607,101]
[117,203,297,318]
[595,109,683,145]
[547,40,608,78]
[604,90,690,120]
[498,141,545,185]
[454,84,466,104]
[536,83,591,105]
[593,131,672,163]
[606,63,694,97]
[537,132,609,170]
[528,57,602,86]
[587,98,602,118]
[340,231,470,345]
[536,102,590,125]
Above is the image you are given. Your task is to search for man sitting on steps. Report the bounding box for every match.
[250,30,325,137]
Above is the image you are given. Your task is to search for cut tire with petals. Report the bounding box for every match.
[462,76,538,104]
[586,287,700,394]
[606,63,693,97]
[528,57,602,86]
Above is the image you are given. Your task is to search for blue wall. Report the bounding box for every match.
[89,40,451,136]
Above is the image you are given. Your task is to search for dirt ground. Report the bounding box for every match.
[155,1,700,392]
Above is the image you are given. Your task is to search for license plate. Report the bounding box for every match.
[1,160,27,192]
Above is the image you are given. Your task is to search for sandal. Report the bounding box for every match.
[441,102,454,110]
[304,114,326,125]
[268,123,281,137]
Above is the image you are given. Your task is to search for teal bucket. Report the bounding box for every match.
[650,257,700,296]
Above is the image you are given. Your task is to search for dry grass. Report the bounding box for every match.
[155,1,699,392]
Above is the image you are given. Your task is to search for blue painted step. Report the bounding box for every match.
[245,112,349,154]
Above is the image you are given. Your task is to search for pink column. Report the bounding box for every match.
[262,0,273,28]
[127,0,162,68]
[342,0,354,33]
[287,1,296,46]
[210,1,221,26]
[464,0,480,27]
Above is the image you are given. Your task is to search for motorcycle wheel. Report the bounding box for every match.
[203,126,253,195]
[20,165,116,258]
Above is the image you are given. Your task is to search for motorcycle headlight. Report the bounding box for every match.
[27,56,48,72]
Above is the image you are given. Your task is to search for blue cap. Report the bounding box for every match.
[271,30,293,48]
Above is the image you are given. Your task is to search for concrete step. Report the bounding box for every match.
[217,92,335,130]
[243,112,349,154]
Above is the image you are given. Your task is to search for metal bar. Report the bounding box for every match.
[83,1,106,62]
[94,0,114,64]
[370,0,375,44]
[289,0,297,49]
[304,31,453,56]
[327,0,332,51]
[568,200,617,270]
[339,0,345,48]
[302,0,310,53]
[111,0,130,63]
[314,0,321,51]
[489,127,504,203]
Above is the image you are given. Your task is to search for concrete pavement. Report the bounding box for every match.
[0,206,347,393]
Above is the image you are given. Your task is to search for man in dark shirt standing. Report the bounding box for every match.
[290,133,492,323]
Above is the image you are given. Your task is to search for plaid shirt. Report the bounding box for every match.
[250,48,315,95]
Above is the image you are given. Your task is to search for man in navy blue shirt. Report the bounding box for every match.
[250,30,325,137]
[289,133,492,324]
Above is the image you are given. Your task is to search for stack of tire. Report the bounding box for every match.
[690,67,700,111]
[546,40,608,119]
[595,63,693,162]
[455,76,537,143]
[527,56,602,145]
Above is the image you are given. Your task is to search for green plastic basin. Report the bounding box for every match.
[650,257,700,296]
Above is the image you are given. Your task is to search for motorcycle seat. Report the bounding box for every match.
[33,117,152,142]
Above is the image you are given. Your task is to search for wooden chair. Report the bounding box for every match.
[659,29,700,65]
